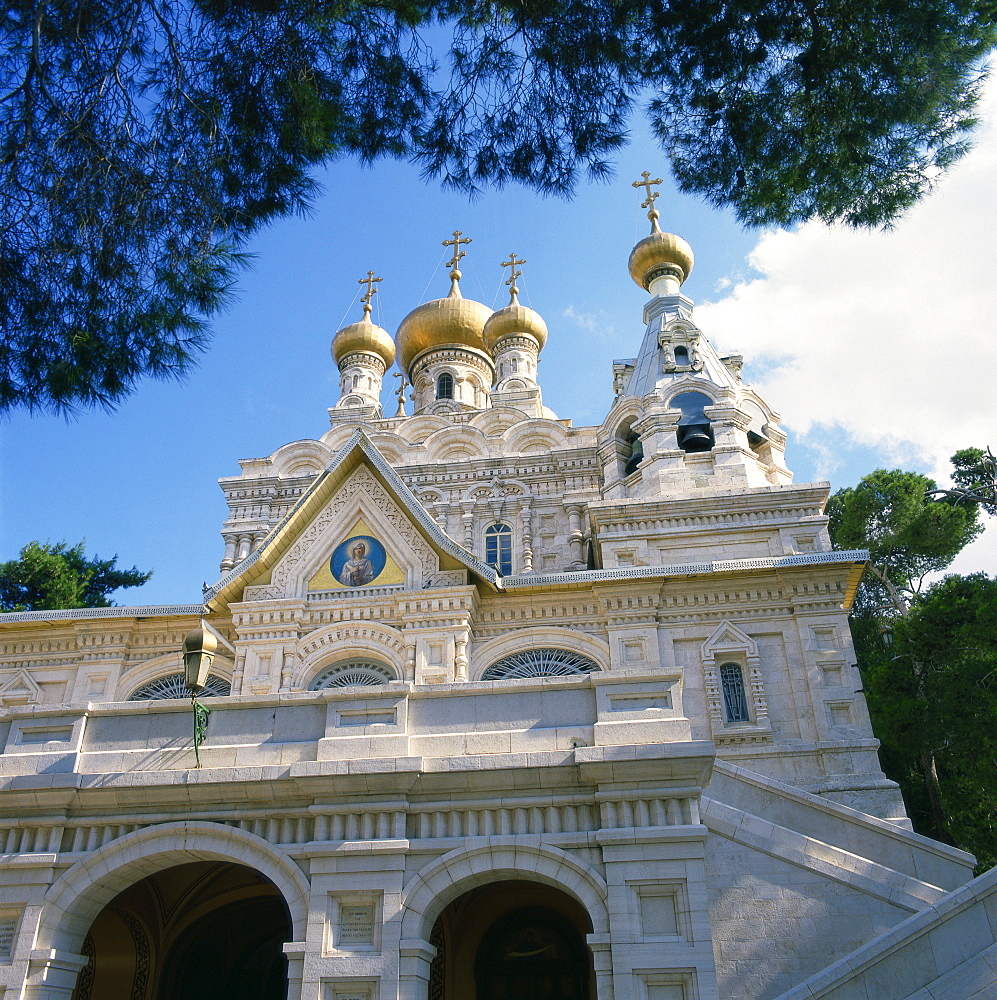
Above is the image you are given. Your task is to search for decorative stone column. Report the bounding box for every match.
[565,502,587,570]
[521,506,534,574]
[220,534,238,572]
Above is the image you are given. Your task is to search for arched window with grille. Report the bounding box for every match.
[436,372,454,400]
[484,522,513,575]
[482,648,600,681]
[719,662,750,722]
[308,659,396,690]
[130,673,231,701]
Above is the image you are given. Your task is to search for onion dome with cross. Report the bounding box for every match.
[627,171,694,295]
[482,252,548,354]
[331,271,396,369]
[396,232,496,414]
[331,271,396,415]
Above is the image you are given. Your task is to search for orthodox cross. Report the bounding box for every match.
[358,270,381,314]
[442,230,472,272]
[501,252,525,300]
[632,171,664,232]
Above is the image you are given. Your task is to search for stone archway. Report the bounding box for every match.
[27,822,310,1000]
[71,861,291,1000]
[427,880,596,1000]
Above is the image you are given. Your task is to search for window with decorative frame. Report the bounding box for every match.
[484,522,513,575]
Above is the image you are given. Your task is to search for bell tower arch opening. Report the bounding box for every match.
[70,861,292,1000]
[427,879,595,1000]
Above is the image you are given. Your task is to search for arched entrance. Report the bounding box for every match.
[71,861,291,1000]
[427,880,595,1000]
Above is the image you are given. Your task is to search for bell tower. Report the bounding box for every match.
[600,174,791,499]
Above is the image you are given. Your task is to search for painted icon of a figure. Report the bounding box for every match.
[339,541,375,587]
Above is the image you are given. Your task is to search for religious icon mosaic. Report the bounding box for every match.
[330,534,387,587]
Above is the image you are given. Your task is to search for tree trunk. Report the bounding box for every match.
[920,750,950,843]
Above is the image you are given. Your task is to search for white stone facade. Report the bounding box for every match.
[0,226,993,1000]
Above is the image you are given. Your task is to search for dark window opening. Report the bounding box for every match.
[674,345,689,365]
[437,373,454,400]
[670,391,715,453]
[720,662,750,722]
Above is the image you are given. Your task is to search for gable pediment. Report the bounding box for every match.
[205,430,499,609]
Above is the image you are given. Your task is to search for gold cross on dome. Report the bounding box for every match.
[442,230,472,272]
[502,252,525,288]
[357,271,382,313]
[632,171,663,209]
[632,171,665,232]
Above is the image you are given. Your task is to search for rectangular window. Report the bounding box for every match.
[484,524,513,575]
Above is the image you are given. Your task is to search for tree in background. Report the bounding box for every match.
[0,541,151,612]
[1,0,994,415]
[828,455,996,868]
[828,467,981,615]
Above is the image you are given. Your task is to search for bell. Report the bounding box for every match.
[182,625,217,693]
[677,423,713,453]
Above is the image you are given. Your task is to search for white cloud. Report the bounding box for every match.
[697,75,997,490]
[560,305,615,336]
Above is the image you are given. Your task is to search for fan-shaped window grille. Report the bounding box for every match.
[481,648,600,681]
[309,659,396,690]
[129,673,231,701]
[720,663,750,722]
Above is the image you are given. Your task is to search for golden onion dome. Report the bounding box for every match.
[482,295,548,352]
[396,279,492,373]
[331,306,396,369]
[627,229,694,291]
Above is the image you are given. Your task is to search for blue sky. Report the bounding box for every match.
[2,85,995,606]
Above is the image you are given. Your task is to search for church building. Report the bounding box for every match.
[0,178,995,1000]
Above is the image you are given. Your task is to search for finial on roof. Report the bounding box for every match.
[632,171,665,234]
[442,230,472,297]
[501,252,526,304]
[331,270,394,368]
[627,171,694,293]
[358,270,382,319]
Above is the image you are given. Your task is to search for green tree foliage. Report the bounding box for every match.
[1,0,994,414]
[854,575,997,870]
[947,447,997,515]
[827,468,981,614]
[829,459,995,867]
[0,540,151,612]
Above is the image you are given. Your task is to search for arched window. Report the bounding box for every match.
[309,659,396,690]
[130,673,231,700]
[482,648,600,681]
[485,522,513,575]
[618,418,643,477]
[436,373,454,400]
[719,663,750,722]
[674,345,689,365]
[670,391,715,453]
